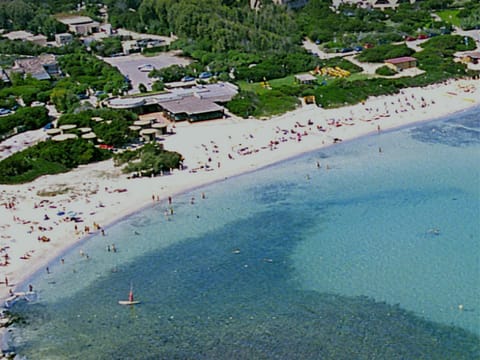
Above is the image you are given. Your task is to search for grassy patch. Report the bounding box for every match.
[436,10,461,27]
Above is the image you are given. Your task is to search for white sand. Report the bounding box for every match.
[0,78,478,303]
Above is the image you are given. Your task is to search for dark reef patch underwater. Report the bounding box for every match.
[10,208,480,359]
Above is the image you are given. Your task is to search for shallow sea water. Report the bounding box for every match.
[8,107,480,359]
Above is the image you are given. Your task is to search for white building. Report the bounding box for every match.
[3,31,47,46]
[57,16,100,35]
[55,33,73,46]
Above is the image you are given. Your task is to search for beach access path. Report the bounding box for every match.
[0,78,479,305]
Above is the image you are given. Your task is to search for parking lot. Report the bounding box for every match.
[103,52,190,93]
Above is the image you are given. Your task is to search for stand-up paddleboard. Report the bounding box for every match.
[119,284,140,305]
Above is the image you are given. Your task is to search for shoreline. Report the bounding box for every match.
[0,78,479,310]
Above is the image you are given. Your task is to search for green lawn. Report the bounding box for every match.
[238,74,329,93]
[436,10,461,27]
[237,75,299,94]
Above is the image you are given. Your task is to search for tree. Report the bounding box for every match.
[152,80,165,92]
[5,0,35,29]
[50,88,79,113]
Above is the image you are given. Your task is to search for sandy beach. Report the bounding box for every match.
[0,77,479,305]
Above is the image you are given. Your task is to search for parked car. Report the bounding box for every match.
[405,36,417,41]
[181,76,195,82]
[0,108,11,116]
[138,64,154,72]
[353,46,363,52]
[340,47,353,53]
[417,34,429,40]
[198,72,212,79]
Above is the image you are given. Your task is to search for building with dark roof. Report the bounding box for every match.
[159,97,225,122]
[106,82,238,122]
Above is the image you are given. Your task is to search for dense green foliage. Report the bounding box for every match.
[57,109,139,148]
[376,65,397,76]
[298,1,382,43]
[114,143,183,176]
[0,0,68,38]
[90,38,123,57]
[0,106,49,139]
[58,52,129,95]
[227,88,301,119]
[457,1,480,30]
[356,44,415,63]
[108,0,300,53]
[0,73,52,105]
[415,35,475,75]
[0,139,110,184]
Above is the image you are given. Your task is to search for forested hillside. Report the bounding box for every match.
[107,0,301,53]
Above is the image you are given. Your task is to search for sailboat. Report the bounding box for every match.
[118,284,140,305]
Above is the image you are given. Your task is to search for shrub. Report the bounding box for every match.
[0,107,50,139]
[0,139,111,184]
[376,65,397,76]
[356,44,415,63]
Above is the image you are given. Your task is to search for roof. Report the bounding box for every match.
[13,54,57,80]
[295,73,317,82]
[3,31,35,41]
[192,83,238,102]
[105,82,238,110]
[159,97,224,115]
[51,134,78,141]
[58,16,96,26]
[464,52,480,59]
[55,33,73,38]
[14,58,49,80]
[385,56,417,64]
[37,54,57,65]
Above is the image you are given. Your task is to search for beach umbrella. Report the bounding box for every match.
[81,132,97,140]
[59,124,77,131]
[78,127,92,133]
[46,128,62,136]
[51,133,78,141]
[134,119,152,127]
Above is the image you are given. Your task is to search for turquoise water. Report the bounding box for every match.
[8,107,480,359]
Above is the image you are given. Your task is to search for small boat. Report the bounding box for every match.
[118,285,140,306]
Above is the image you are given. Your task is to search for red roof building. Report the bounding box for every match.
[384,56,417,71]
